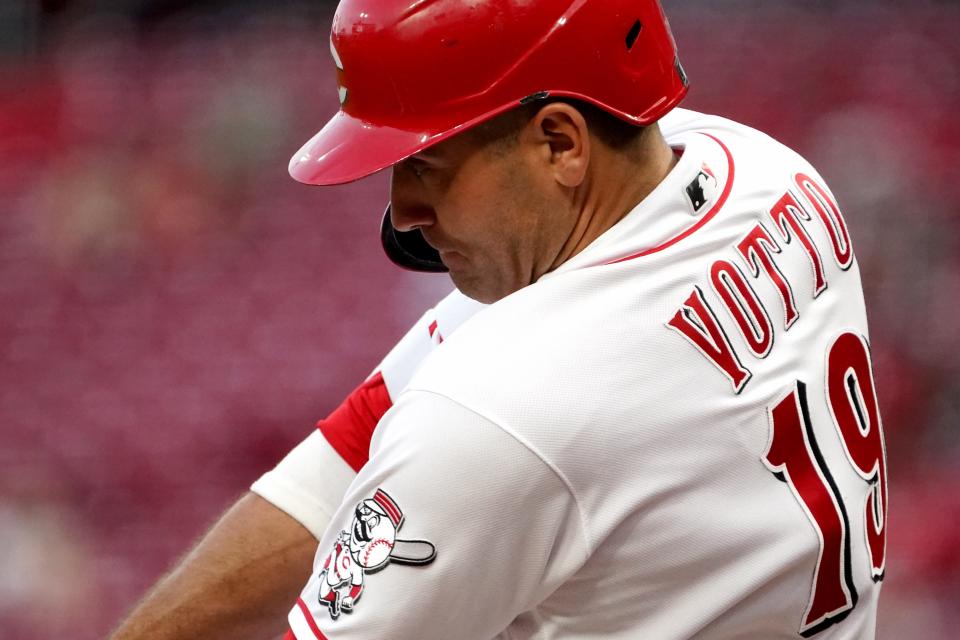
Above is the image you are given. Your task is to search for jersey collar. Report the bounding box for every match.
[543,129,735,277]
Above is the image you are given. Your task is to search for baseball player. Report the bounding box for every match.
[278,0,887,638]
[114,1,888,638]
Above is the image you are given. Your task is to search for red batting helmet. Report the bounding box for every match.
[290,0,689,270]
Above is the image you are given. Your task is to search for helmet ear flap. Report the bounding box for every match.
[380,205,448,273]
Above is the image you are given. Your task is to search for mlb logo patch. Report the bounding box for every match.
[684,163,719,214]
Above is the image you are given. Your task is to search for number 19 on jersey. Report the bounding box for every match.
[763,331,887,637]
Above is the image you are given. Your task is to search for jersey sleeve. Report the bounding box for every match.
[251,430,358,539]
[288,391,589,640]
[252,290,487,537]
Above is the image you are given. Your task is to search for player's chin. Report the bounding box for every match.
[449,269,517,305]
[445,267,489,304]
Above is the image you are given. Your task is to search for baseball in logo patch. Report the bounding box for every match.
[317,489,436,620]
[684,162,719,214]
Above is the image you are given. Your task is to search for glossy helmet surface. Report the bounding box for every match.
[290,0,689,270]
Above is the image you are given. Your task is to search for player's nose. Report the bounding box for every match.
[389,165,437,232]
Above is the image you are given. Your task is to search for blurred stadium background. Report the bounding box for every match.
[0,0,956,637]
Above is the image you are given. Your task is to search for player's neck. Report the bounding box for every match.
[547,124,678,272]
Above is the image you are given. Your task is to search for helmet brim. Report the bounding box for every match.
[288,110,449,186]
[288,97,541,186]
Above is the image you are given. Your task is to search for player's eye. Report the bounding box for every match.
[405,158,432,179]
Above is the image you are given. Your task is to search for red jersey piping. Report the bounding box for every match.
[606,133,735,265]
[295,597,329,639]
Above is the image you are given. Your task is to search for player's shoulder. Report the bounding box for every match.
[407,286,564,382]
[400,270,661,426]
[405,286,567,391]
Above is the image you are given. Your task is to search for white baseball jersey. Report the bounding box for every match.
[283,108,887,639]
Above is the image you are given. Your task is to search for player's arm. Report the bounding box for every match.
[287,391,588,640]
[112,426,360,640]
[112,291,485,640]
[111,491,316,640]
[110,373,406,640]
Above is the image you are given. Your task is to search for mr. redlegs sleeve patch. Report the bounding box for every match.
[317,489,436,619]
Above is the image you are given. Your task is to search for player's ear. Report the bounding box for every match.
[525,102,590,188]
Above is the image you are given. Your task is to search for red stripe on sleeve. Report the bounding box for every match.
[428,319,443,343]
[316,372,394,472]
[295,597,330,640]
